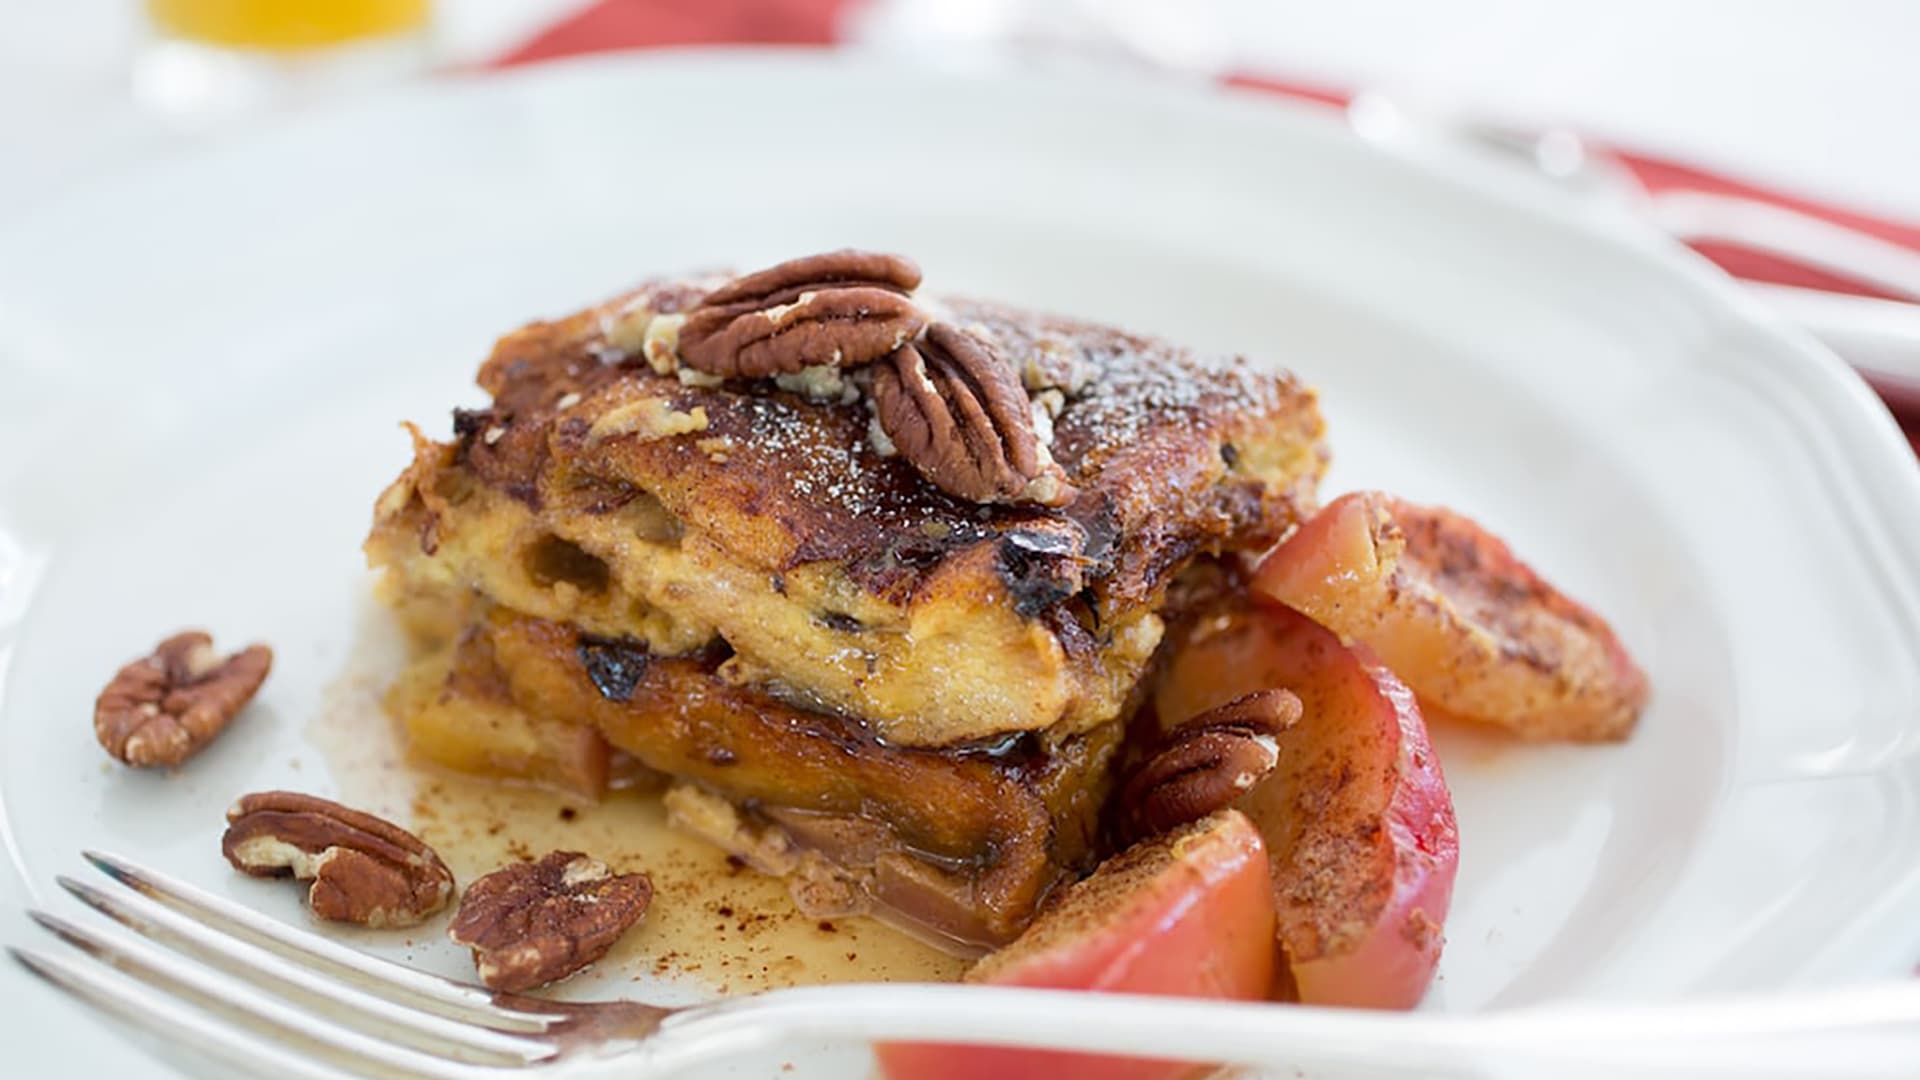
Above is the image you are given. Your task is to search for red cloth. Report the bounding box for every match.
[494,0,846,65]
[1224,75,1920,305]
[492,2,1920,440]
[1614,152,1920,301]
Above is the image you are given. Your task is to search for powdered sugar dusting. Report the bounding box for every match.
[947,299,1283,473]
[747,397,876,509]
[473,278,1316,587]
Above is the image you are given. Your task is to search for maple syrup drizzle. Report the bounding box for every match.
[308,606,967,997]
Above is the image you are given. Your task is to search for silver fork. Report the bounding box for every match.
[12,851,1920,1079]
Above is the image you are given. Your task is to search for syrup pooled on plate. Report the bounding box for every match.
[308,602,967,998]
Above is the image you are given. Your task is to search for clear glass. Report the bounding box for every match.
[134,0,434,121]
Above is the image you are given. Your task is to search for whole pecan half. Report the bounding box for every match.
[1117,690,1304,843]
[94,631,272,768]
[873,323,1078,506]
[223,792,454,928]
[448,850,653,992]
[677,250,927,378]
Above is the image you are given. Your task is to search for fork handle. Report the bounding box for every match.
[601,980,1920,1078]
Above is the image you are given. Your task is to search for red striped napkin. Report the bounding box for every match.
[493,0,1920,449]
[493,0,844,61]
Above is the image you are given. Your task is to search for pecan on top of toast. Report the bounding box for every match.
[677,250,927,379]
[873,323,1078,507]
[670,250,1076,508]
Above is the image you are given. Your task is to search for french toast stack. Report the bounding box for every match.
[366,252,1327,947]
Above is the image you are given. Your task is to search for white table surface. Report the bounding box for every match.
[5,0,1919,228]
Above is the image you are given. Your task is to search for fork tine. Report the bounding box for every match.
[12,945,366,1080]
[23,911,494,1080]
[83,850,549,1029]
[57,875,554,1066]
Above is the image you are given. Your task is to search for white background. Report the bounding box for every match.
[4,0,1919,225]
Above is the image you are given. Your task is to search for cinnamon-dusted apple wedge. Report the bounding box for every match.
[1157,599,1458,1009]
[1252,491,1648,741]
[874,810,1275,1080]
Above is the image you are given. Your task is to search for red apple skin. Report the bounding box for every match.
[1285,666,1455,1007]
[874,810,1276,1080]
[1156,599,1459,1009]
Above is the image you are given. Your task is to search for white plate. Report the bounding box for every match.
[4,51,1920,1078]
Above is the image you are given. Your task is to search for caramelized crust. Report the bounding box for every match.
[403,608,1121,946]
[462,282,1322,596]
[368,279,1326,745]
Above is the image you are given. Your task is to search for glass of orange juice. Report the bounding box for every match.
[136,0,434,118]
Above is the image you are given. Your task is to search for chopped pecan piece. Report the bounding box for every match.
[873,323,1077,506]
[222,792,454,928]
[1117,690,1303,842]
[677,250,927,378]
[448,850,652,992]
[94,631,272,768]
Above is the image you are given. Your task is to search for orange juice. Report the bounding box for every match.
[147,0,429,51]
